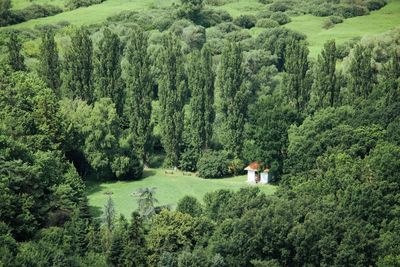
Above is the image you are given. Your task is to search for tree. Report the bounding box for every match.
[176,195,203,217]
[283,38,311,112]
[216,42,247,158]
[121,212,147,266]
[158,34,186,167]
[38,30,61,94]
[313,39,338,108]
[384,49,400,105]
[179,0,203,22]
[7,32,26,71]
[62,27,94,103]
[187,45,214,153]
[94,28,124,116]
[348,44,376,99]
[102,196,115,232]
[133,187,158,218]
[0,0,13,26]
[124,28,153,164]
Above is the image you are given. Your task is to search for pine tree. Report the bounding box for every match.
[62,27,94,103]
[38,30,61,94]
[103,196,115,232]
[121,212,147,266]
[124,28,153,164]
[284,38,311,112]
[313,39,338,108]
[216,42,247,158]
[94,28,124,116]
[158,34,186,167]
[186,45,214,165]
[7,32,26,71]
[348,44,376,99]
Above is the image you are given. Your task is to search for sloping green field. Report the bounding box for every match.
[285,0,400,57]
[86,168,276,218]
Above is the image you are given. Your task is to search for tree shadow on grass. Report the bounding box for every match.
[89,205,103,218]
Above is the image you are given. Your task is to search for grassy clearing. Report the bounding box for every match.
[285,0,400,57]
[86,168,277,218]
[6,0,175,29]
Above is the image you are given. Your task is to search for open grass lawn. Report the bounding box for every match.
[285,0,400,57]
[86,168,277,218]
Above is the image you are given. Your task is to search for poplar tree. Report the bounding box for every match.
[348,44,376,99]
[158,34,186,167]
[62,27,94,103]
[187,44,214,156]
[94,28,124,116]
[284,38,310,112]
[7,32,26,71]
[124,28,153,164]
[216,42,247,158]
[38,30,61,94]
[384,50,400,104]
[313,39,338,108]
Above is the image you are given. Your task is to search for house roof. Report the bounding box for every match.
[244,162,261,171]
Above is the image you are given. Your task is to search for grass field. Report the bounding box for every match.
[86,168,277,218]
[285,0,400,57]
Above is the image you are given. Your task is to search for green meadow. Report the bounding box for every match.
[285,0,400,57]
[86,168,276,218]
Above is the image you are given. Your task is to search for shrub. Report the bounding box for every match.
[65,0,105,10]
[153,16,174,32]
[14,4,62,21]
[334,4,369,18]
[256,18,279,28]
[329,15,343,24]
[197,150,230,178]
[322,19,334,29]
[233,14,257,29]
[179,148,199,172]
[366,0,386,11]
[198,8,232,27]
[311,3,334,17]
[269,2,290,12]
[255,10,272,19]
[176,195,202,217]
[226,30,252,42]
[111,154,143,180]
[217,22,240,33]
[258,0,273,4]
[270,12,291,25]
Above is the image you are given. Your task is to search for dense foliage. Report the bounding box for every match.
[0,0,399,265]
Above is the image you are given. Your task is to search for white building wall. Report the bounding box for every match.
[247,170,256,183]
[260,173,269,184]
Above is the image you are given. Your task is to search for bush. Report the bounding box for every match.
[14,4,62,21]
[176,195,202,217]
[256,18,279,28]
[311,3,334,17]
[255,10,272,19]
[329,15,343,24]
[197,150,230,178]
[217,22,240,33]
[366,0,386,11]
[226,30,252,42]
[322,19,334,29]
[66,0,105,10]
[233,14,257,29]
[153,16,174,32]
[258,0,272,4]
[334,4,369,18]
[270,12,291,25]
[198,8,232,27]
[179,149,199,172]
[111,154,143,180]
[269,2,290,12]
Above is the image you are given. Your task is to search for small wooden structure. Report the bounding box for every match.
[244,162,270,184]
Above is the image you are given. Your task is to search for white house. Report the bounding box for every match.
[244,162,270,184]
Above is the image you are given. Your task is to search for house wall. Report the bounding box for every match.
[260,173,269,184]
[247,170,256,183]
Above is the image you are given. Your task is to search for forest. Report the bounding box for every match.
[1,0,400,266]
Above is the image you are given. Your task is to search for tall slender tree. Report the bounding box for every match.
[124,28,153,164]
[216,42,247,158]
[284,38,311,112]
[348,44,376,99]
[313,39,338,108]
[38,30,61,95]
[187,44,214,156]
[384,50,400,105]
[62,27,94,103]
[7,32,25,71]
[158,34,186,167]
[102,196,115,233]
[94,28,124,116]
